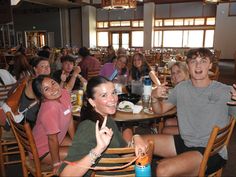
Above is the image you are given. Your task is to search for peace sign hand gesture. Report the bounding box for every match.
[95,117,113,154]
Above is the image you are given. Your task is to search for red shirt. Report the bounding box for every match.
[79,55,101,80]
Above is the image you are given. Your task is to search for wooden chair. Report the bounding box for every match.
[198,117,236,177]
[0,82,20,177]
[87,70,100,80]
[6,111,53,177]
[91,140,154,177]
[209,64,220,81]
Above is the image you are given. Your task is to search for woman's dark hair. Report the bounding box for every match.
[78,47,90,57]
[61,55,75,64]
[32,75,49,101]
[30,56,49,68]
[13,54,33,80]
[80,76,111,127]
[131,53,151,80]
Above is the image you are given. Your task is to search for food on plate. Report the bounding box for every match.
[118,101,134,112]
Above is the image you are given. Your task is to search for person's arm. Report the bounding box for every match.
[65,66,87,92]
[60,117,113,177]
[48,133,61,175]
[151,83,175,114]
[67,116,75,140]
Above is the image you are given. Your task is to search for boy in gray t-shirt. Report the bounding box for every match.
[148,48,236,176]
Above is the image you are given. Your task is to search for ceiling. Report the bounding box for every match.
[17,0,229,8]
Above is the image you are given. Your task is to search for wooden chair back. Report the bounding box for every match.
[6,111,53,177]
[91,140,154,177]
[87,70,100,80]
[198,117,236,177]
[0,82,19,177]
[209,64,220,81]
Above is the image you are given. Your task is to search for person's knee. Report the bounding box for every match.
[156,161,174,176]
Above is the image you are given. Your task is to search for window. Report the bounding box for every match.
[183,30,204,48]
[204,30,214,48]
[121,21,130,26]
[153,17,215,48]
[132,20,144,27]
[164,19,174,26]
[97,32,108,46]
[110,21,121,27]
[97,22,108,28]
[206,18,215,25]
[174,19,184,26]
[194,18,205,25]
[132,31,143,47]
[184,18,194,26]
[163,31,183,47]
[154,31,162,47]
[155,20,163,27]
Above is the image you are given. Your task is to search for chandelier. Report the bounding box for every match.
[101,0,136,9]
[204,0,221,4]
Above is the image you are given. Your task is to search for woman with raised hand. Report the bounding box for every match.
[32,75,75,175]
[59,76,146,177]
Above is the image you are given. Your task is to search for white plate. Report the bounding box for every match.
[117,108,133,112]
[117,101,134,112]
[143,108,154,115]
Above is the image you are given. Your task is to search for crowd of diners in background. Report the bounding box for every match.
[0,45,236,176]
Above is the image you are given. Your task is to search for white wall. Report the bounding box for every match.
[215,3,236,59]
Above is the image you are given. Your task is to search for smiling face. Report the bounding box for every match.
[187,56,212,82]
[133,54,143,69]
[88,82,118,117]
[41,77,62,100]
[34,60,51,76]
[171,65,188,85]
[116,56,127,70]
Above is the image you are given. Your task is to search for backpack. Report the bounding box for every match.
[2,78,37,123]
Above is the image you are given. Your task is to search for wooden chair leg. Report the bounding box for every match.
[0,140,7,177]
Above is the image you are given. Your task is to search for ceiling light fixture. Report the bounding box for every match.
[204,0,221,4]
[101,0,136,9]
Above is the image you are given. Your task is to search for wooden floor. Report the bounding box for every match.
[4,60,236,177]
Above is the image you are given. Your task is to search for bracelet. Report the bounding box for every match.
[89,149,101,164]
[53,161,62,167]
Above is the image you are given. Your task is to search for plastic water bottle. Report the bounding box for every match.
[143,76,152,96]
[135,155,151,177]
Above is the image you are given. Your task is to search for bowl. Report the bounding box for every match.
[118,93,141,104]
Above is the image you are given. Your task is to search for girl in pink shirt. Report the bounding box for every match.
[32,75,75,175]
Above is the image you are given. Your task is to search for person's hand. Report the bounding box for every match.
[228,84,236,105]
[60,70,67,82]
[132,135,147,156]
[151,82,169,99]
[95,117,113,154]
[52,162,62,175]
[73,66,81,76]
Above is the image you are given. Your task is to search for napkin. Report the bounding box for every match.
[133,105,143,114]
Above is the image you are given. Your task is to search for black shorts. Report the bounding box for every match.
[174,135,227,175]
